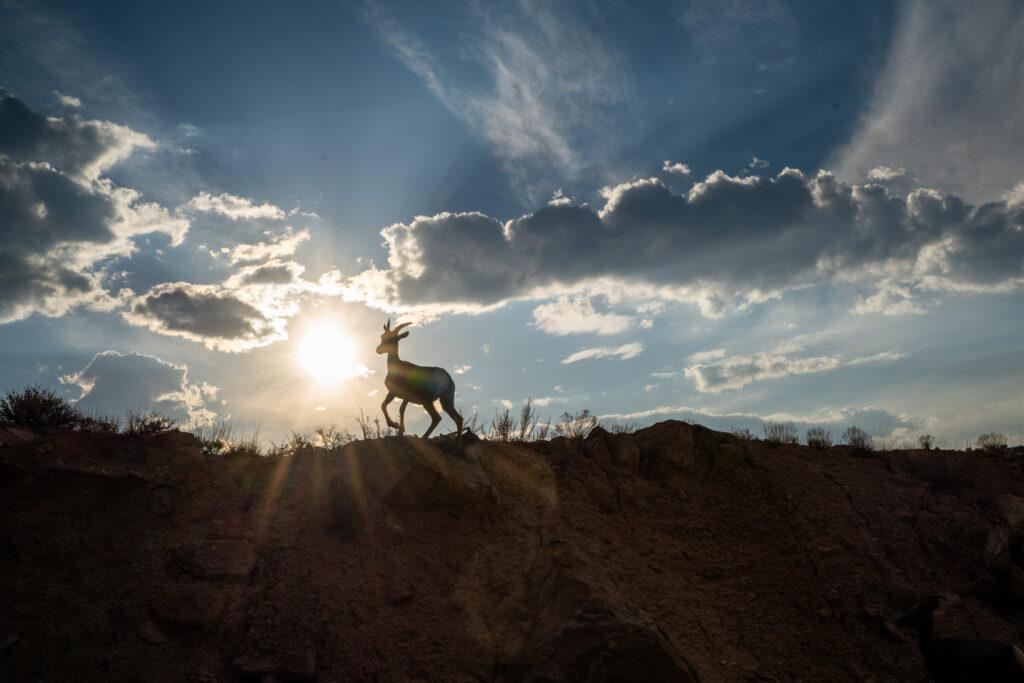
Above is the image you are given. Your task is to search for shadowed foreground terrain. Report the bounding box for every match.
[2,421,1024,681]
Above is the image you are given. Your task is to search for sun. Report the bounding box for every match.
[296,322,363,383]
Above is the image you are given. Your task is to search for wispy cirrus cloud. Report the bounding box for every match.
[561,342,643,365]
[362,0,629,200]
[832,1,1024,202]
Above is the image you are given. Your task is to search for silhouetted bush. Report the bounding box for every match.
[763,421,798,445]
[314,424,354,450]
[554,410,598,439]
[843,425,872,451]
[977,432,1008,451]
[918,434,934,450]
[806,427,832,449]
[489,405,517,441]
[1,386,81,429]
[517,399,540,441]
[603,419,639,434]
[731,428,755,441]
[75,412,120,433]
[125,411,177,436]
[354,407,394,440]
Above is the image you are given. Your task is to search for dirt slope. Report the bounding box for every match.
[2,421,1024,681]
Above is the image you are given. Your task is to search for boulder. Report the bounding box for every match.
[173,539,257,581]
[995,494,1024,530]
[633,420,730,485]
[345,438,497,515]
[0,425,35,447]
[511,605,697,682]
[983,527,1024,599]
[152,583,225,630]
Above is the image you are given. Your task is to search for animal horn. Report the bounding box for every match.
[384,317,391,331]
[393,321,412,333]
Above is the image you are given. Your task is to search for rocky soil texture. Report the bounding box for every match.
[2,421,1024,681]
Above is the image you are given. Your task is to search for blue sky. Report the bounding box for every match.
[1,0,1022,444]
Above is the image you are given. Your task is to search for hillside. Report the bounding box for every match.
[2,421,1024,681]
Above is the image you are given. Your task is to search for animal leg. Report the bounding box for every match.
[421,401,442,439]
[398,400,408,436]
[381,392,400,430]
[440,391,463,451]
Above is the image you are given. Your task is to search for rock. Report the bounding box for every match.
[233,653,276,677]
[173,539,257,580]
[138,619,167,644]
[152,583,225,630]
[983,527,1024,599]
[633,420,729,485]
[512,605,697,682]
[326,474,367,539]
[0,425,35,446]
[582,427,642,475]
[277,645,317,680]
[995,494,1024,530]
[347,438,498,514]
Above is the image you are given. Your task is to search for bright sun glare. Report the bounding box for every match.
[296,323,361,383]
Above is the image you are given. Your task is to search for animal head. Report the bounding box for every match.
[896,592,944,626]
[376,318,411,355]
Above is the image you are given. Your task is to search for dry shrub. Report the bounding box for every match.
[1,386,81,429]
[806,427,832,449]
[763,421,798,446]
[125,411,177,437]
[843,425,873,451]
[977,433,1008,451]
[554,410,598,440]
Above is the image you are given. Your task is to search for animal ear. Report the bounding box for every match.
[397,331,409,340]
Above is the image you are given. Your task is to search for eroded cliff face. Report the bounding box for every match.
[1,421,1023,681]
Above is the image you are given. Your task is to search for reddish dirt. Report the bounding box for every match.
[1,421,1024,681]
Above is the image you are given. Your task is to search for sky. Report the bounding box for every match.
[1,0,1022,445]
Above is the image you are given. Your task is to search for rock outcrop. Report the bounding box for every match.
[1,421,1023,681]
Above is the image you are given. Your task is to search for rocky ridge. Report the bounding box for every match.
[1,421,1024,681]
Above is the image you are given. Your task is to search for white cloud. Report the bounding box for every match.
[453,364,472,375]
[561,342,643,364]
[662,160,691,175]
[531,296,634,336]
[183,191,286,221]
[688,348,727,362]
[748,156,769,170]
[222,228,311,264]
[685,352,842,393]
[54,91,81,108]
[684,347,906,393]
[867,165,906,181]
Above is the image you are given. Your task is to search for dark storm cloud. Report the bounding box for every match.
[62,350,217,425]
[345,170,1024,315]
[125,283,284,352]
[0,90,183,323]
[237,261,299,286]
[0,88,154,180]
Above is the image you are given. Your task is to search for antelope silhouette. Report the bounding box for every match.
[377,319,463,449]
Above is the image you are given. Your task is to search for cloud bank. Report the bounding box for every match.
[62,350,218,426]
[343,169,1024,317]
[0,90,186,324]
